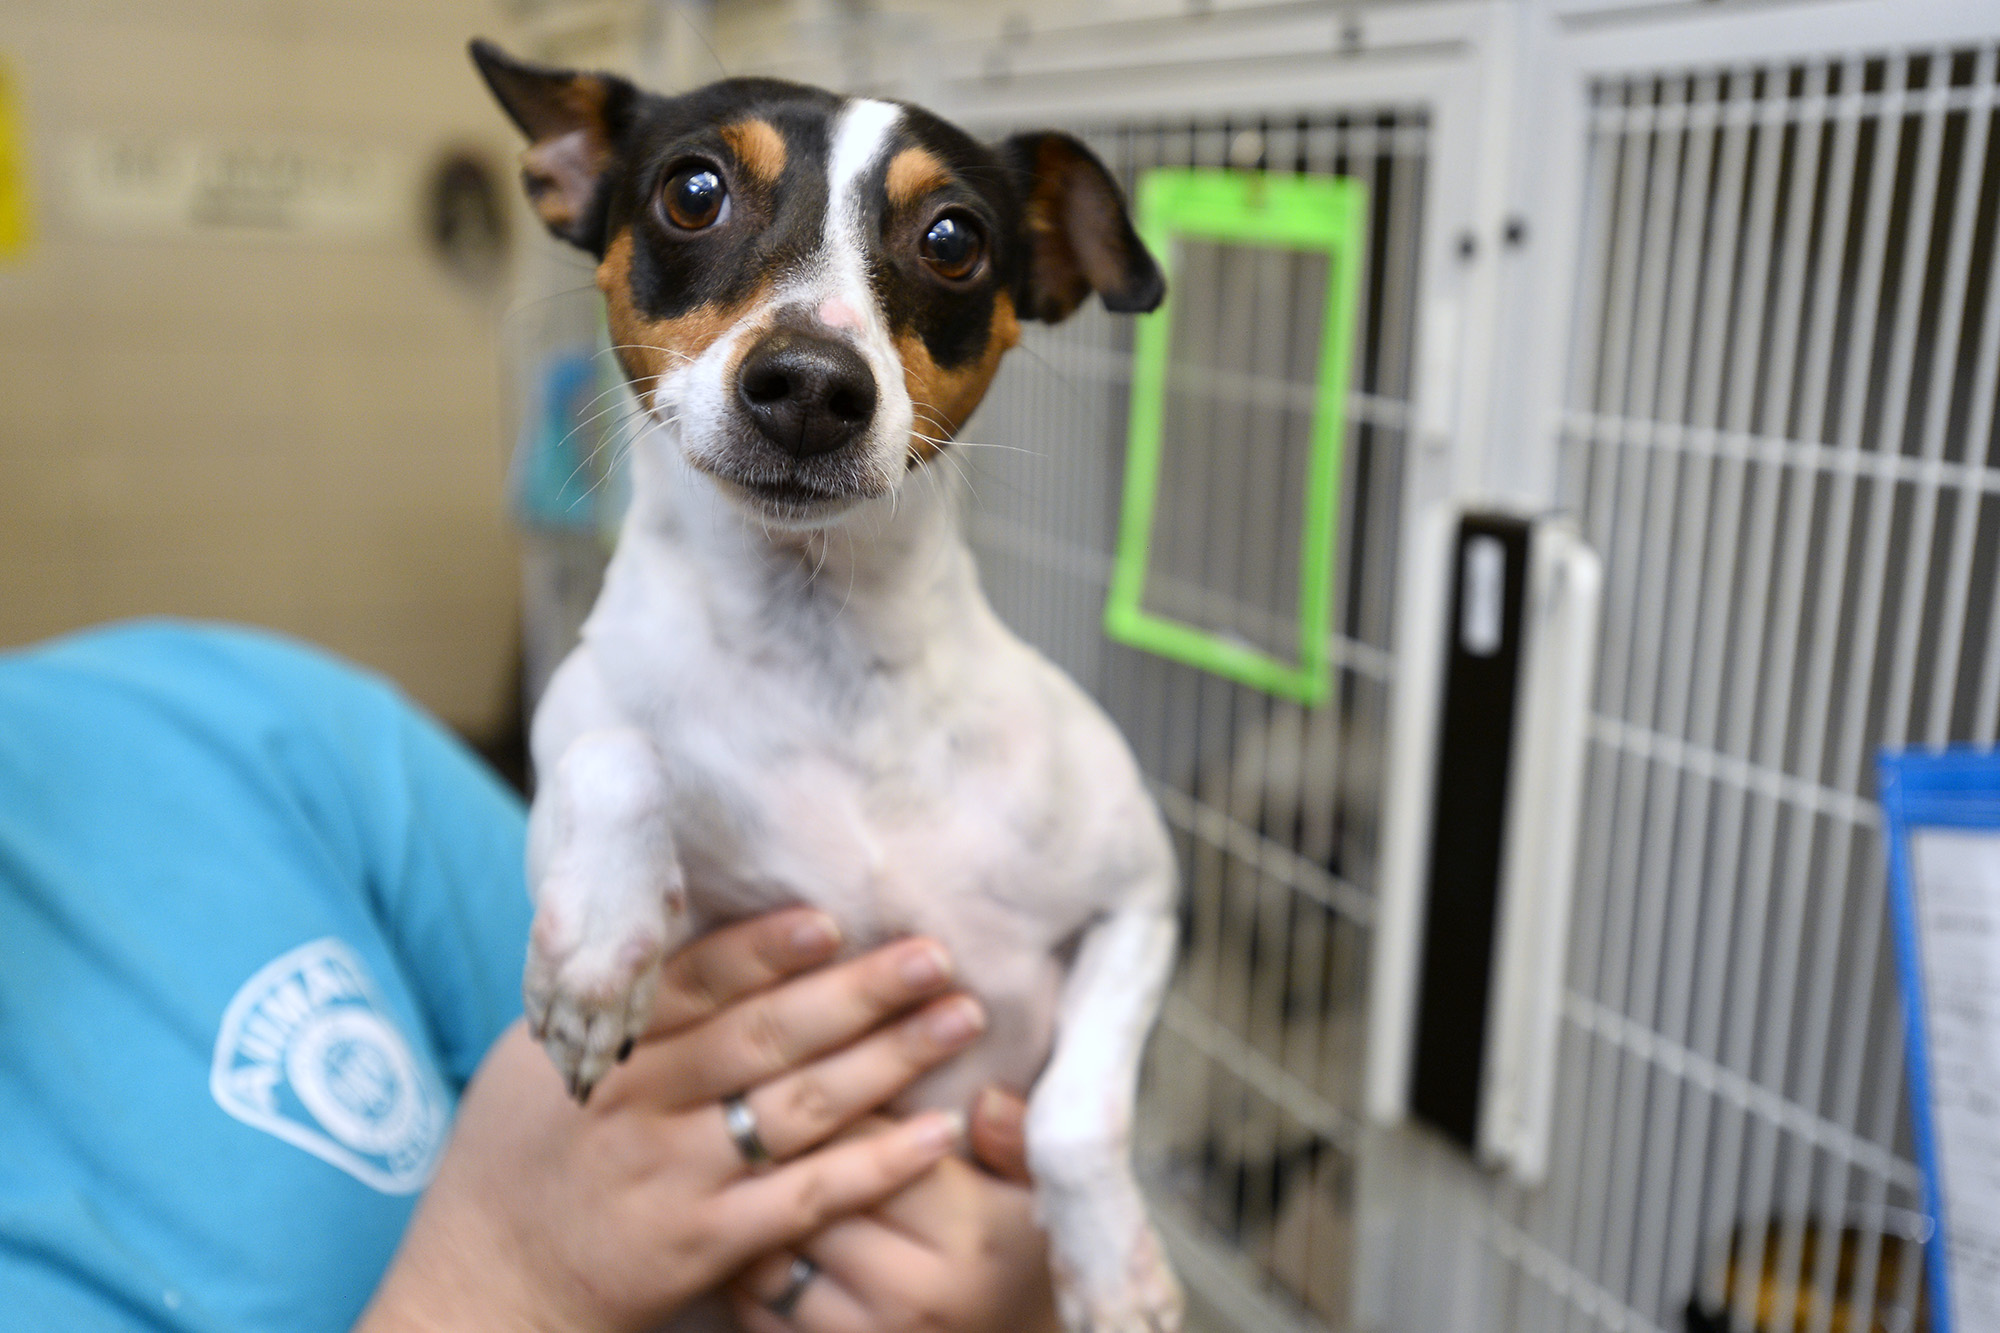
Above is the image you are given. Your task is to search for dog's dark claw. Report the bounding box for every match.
[577,1079,594,1106]
[617,1037,635,1063]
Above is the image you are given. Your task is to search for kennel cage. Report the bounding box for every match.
[862,2,2000,1331]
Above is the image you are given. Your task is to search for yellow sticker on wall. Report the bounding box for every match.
[0,58,33,259]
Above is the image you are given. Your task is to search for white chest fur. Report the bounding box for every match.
[525,430,1182,1331]
[531,445,1162,1104]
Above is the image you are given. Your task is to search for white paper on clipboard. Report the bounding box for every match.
[1882,747,2000,1333]
[1909,829,2000,1325]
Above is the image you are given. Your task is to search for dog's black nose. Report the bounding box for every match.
[736,330,878,459]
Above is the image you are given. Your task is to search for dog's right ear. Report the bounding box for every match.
[470,38,635,255]
[998,132,1164,323]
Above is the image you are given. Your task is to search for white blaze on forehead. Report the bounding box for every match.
[820,98,902,303]
[827,98,902,222]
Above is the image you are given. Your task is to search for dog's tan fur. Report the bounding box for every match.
[885,146,951,210]
[597,231,773,401]
[901,293,1019,462]
[721,119,787,185]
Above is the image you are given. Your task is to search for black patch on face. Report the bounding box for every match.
[863,107,1028,371]
[602,80,843,323]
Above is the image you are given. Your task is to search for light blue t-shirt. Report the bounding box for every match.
[0,622,531,1332]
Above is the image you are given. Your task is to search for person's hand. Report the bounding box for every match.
[727,1088,1063,1333]
[356,908,988,1333]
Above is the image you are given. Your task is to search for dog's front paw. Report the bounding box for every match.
[1049,1213,1183,1333]
[524,892,669,1101]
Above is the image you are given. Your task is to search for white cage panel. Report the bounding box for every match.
[1488,39,2000,1333]
[963,107,1427,1329]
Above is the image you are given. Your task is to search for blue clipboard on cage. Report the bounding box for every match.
[1880,746,2000,1333]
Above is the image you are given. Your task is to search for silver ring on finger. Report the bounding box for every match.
[765,1254,818,1318]
[721,1093,774,1168]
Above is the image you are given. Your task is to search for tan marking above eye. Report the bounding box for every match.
[885,147,951,209]
[902,292,1020,463]
[596,230,772,399]
[721,119,787,184]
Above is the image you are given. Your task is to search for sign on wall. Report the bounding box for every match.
[1882,748,2000,1333]
[0,58,30,258]
[63,132,412,240]
[1103,168,1367,706]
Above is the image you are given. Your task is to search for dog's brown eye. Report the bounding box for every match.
[663,166,728,230]
[920,213,983,280]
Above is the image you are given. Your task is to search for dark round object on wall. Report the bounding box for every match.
[426,148,509,288]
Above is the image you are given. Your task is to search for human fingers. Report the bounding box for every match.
[798,1211,936,1281]
[716,994,986,1169]
[715,1111,960,1255]
[632,937,955,1106]
[786,1197,1048,1333]
[969,1085,1032,1184]
[804,1159,1057,1333]
[646,908,843,1036]
[730,1250,876,1333]
[845,1147,1038,1253]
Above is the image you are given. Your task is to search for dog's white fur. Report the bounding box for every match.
[525,101,1181,1331]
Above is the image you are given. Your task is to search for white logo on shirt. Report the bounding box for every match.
[210,937,446,1194]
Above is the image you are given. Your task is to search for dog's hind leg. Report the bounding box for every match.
[1028,884,1183,1333]
[525,726,686,1100]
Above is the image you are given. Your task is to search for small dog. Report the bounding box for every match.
[472,40,1181,1333]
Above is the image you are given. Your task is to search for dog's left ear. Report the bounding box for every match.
[999,132,1165,323]
[470,38,635,255]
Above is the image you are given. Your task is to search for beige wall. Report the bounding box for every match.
[0,0,526,735]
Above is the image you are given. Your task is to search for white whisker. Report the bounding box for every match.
[499,283,598,326]
[838,525,858,618]
[1013,339,1087,401]
[943,438,1039,457]
[939,445,978,505]
[551,391,653,493]
[596,343,699,365]
[566,407,664,510]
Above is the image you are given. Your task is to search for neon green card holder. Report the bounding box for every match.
[1104,169,1367,705]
